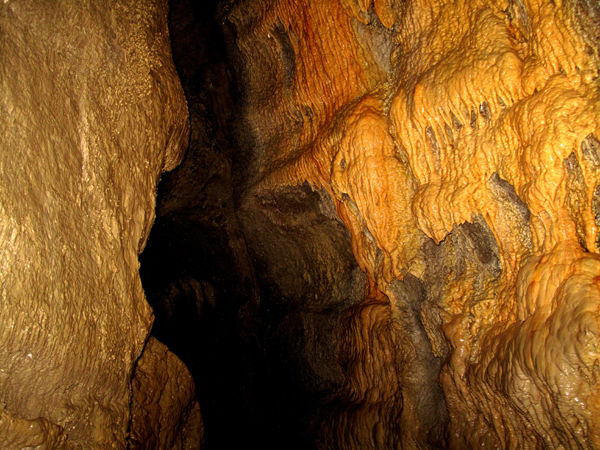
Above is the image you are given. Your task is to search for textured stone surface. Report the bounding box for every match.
[217,0,600,448]
[0,0,192,447]
[130,337,203,450]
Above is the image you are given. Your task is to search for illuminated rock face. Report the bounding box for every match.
[0,1,194,448]
[224,0,600,447]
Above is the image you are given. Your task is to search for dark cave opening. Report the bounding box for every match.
[139,1,264,448]
[139,1,343,448]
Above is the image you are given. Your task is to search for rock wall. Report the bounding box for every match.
[130,337,203,450]
[0,0,195,448]
[221,0,600,447]
[7,0,600,446]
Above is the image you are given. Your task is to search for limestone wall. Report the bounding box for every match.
[0,1,193,447]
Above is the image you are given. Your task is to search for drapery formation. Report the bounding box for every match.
[226,0,600,447]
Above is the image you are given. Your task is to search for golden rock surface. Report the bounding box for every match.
[130,337,203,450]
[0,0,192,447]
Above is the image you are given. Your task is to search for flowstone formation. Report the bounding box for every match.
[0,0,199,448]
[224,0,600,447]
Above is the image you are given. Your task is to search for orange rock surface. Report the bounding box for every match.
[227,0,600,446]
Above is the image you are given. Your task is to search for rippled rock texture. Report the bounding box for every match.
[0,0,195,448]
[221,0,600,447]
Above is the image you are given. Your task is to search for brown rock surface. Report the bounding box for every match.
[0,0,193,448]
[130,337,203,450]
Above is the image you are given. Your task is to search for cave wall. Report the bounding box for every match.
[0,1,198,447]
[4,0,600,446]
[219,0,600,448]
[140,2,380,448]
